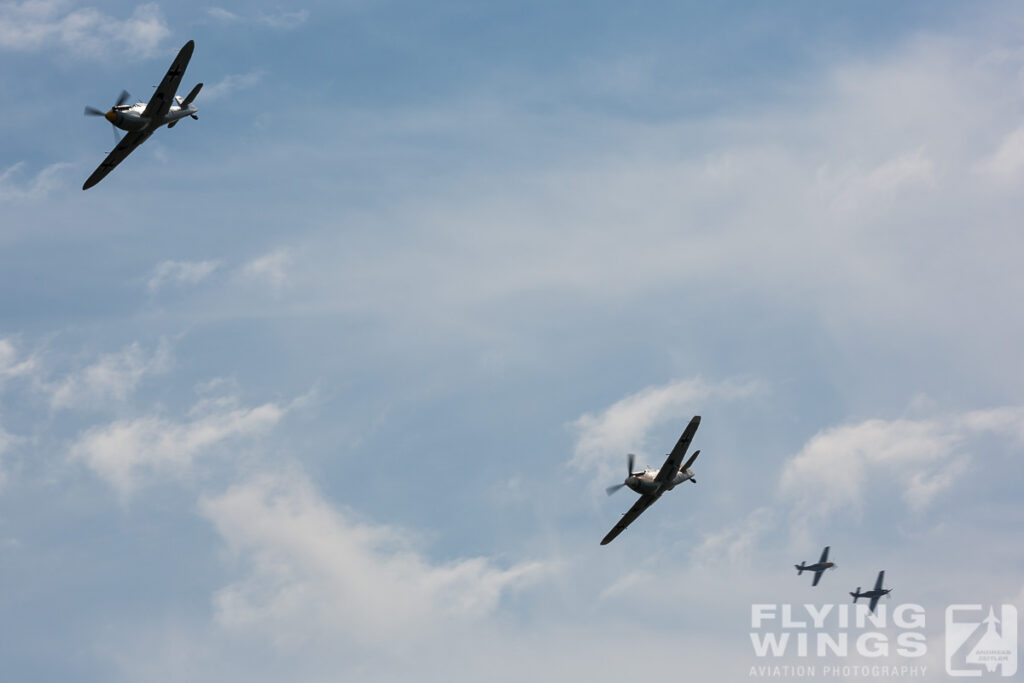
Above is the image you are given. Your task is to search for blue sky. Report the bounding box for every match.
[2,2,1024,681]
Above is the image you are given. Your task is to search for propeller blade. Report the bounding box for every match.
[681,449,700,472]
[84,106,106,116]
[110,123,121,146]
[115,89,131,107]
[627,453,635,476]
[605,483,626,496]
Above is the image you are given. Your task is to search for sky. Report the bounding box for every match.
[2,1,1024,681]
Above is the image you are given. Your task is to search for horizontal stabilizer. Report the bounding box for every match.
[181,82,203,106]
[682,449,700,472]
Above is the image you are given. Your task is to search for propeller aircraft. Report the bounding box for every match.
[795,545,836,586]
[850,570,892,613]
[83,40,202,190]
[601,415,702,545]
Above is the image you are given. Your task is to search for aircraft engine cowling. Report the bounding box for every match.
[106,110,150,132]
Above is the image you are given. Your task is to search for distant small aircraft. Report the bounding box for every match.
[850,570,892,613]
[601,415,702,545]
[795,545,836,586]
[83,40,202,189]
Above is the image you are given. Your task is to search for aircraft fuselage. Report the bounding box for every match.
[104,101,197,132]
[798,561,835,572]
[625,467,695,495]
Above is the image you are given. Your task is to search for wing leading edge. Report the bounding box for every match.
[142,40,195,122]
[654,415,701,484]
[600,493,660,545]
[82,131,152,190]
[868,571,885,612]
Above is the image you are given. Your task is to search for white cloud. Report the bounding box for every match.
[206,6,308,30]
[569,377,759,487]
[975,123,1024,179]
[0,162,70,202]
[50,340,171,409]
[147,259,221,292]
[778,406,1024,519]
[240,248,292,290]
[0,337,36,379]
[690,506,775,567]
[200,470,545,648]
[200,71,265,102]
[204,6,238,23]
[71,396,286,495]
[0,1,169,57]
[0,424,17,490]
[820,147,935,214]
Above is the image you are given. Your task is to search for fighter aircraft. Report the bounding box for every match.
[83,40,202,190]
[601,415,702,545]
[850,570,892,613]
[795,546,836,586]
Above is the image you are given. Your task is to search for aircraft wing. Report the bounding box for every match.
[874,570,885,591]
[868,594,881,613]
[812,569,825,587]
[141,40,195,122]
[654,415,701,484]
[82,130,152,189]
[819,546,830,564]
[600,493,660,545]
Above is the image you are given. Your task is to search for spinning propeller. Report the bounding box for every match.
[605,453,637,495]
[84,90,131,144]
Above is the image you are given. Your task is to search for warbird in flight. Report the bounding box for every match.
[83,40,202,190]
[795,545,836,586]
[601,415,702,545]
[850,570,892,613]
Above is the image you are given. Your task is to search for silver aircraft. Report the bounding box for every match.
[83,40,202,189]
[601,415,702,545]
[850,570,892,613]
[795,545,836,586]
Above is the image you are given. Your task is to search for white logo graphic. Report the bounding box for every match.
[946,605,1018,677]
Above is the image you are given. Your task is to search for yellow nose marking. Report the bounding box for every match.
[105,110,116,123]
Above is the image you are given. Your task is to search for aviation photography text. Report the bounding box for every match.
[749,602,928,678]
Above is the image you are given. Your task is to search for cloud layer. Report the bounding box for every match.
[0,1,169,57]
[201,471,544,648]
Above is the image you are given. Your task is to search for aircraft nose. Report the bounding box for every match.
[104,110,117,123]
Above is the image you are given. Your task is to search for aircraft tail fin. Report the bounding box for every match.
[795,564,804,575]
[851,589,860,603]
[181,83,203,107]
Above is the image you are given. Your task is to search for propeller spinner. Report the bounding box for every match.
[85,90,131,144]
